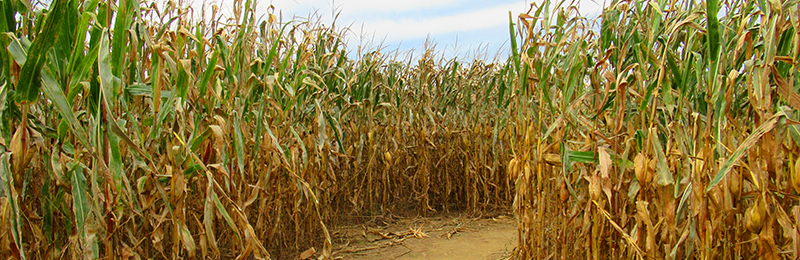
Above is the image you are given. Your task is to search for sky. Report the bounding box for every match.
[197,0,608,61]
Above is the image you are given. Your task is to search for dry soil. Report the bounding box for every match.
[331,213,517,260]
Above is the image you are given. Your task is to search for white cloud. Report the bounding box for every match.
[331,0,464,14]
[575,0,606,17]
[353,2,522,42]
[184,0,609,60]
[263,0,464,15]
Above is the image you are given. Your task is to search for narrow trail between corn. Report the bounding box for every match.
[332,213,517,260]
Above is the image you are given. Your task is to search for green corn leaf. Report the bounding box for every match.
[6,35,27,64]
[508,12,520,76]
[706,0,720,62]
[650,128,674,186]
[176,60,189,99]
[233,112,245,178]
[198,50,219,98]
[67,12,94,75]
[69,162,90,244]
[0,153,25,259]
[125,84,172,98]
[290,125,308,166]
[40,177,52,242]
[111,0,134,77]
[190,127,212,152]
[707,112,782,191]
[41,68,92,149]
[15,0,68,103]
[97,29,118,107]
[68,35,100,94]
[151,90,176,139]
[264,122,289,166]
[568,150,596,164]
[0,0,16,33]
[210,191,241,241]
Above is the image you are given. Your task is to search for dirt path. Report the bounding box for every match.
[332,213,517,260]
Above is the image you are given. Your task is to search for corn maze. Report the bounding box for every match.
[0,0,799,259]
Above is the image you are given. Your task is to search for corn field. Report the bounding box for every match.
[510,0,800,259]
[0,0,799,259]
[0,0,515,258]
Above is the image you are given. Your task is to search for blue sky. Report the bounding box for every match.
[201,0,607,61]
